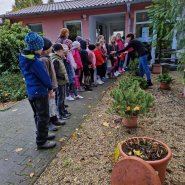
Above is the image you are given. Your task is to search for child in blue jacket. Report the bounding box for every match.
[19,32,56,149]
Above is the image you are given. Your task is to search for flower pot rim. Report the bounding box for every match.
[119,137,172,165]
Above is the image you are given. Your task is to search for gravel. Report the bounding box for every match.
[35,72,185,185]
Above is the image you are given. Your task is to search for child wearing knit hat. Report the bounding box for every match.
[19,32,56,149]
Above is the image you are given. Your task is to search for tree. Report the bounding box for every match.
[48,0,55,3]
[13,0,43,11]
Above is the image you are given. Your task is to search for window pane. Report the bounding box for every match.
[65,22,82,41]
[136,12,149,23]
[28,24,43,33]
[136,23,152,42]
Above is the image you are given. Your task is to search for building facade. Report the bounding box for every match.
[2,0,152,43]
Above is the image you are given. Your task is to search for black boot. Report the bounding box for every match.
[51,116,66,126]
[147,80,153,87]
[37,141,56,149]
[47,133,56,140]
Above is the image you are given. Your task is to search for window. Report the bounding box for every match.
[64,21,82,41]
[134,11,152,42]
[28,23,43,33]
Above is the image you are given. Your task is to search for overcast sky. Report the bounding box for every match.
[0,0,62,14]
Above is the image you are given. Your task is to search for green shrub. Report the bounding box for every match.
[128,59,139,76]
[110,80,154,117]
[0,72,27,102]
[119,76,148,90]
[0,20,30,74]
[158,73,173,84]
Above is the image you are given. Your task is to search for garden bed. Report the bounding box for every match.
[35,72,185,185]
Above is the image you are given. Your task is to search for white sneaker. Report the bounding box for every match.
[74,95,84,99]
[116,71,121,76]
[97,79,104,85]
[65,96,75,101]
[122,68,125,72]
[114,72,119,77]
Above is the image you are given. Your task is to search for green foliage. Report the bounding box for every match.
[110,79,154,118]
[13,0,43,11]
[0,72,27,102]
[158,73,173,84]
[48,0,55,3]
[118,76,148,90]
[0,20,30,74]
[128,59,139,76]
[147,0,174,63]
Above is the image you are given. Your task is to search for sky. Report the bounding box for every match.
[0,0,62,14]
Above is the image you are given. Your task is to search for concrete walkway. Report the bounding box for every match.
[0,80,114,185]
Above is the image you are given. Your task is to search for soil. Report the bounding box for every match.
[122,138,168,161]
[0,102,16,111]
[35,72,185,185]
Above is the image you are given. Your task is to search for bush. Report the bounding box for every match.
[158,73,173,84]
[0,72,27,102]
[0,20,30,74]
[110,80,154,117]
[128,59,139,76]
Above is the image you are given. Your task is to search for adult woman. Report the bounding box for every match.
[56,28,69,44]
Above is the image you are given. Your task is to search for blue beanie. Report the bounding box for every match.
[25,32,44,51]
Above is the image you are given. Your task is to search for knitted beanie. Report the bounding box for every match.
[25,32,44,51]
[64,39,72,47]
[72,41,80,50]
[76,36,83,42]
[43,37,52,51]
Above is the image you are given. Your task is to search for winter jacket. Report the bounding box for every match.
[40,54,58,90]
[63,58,75,84]
[50,53,69,85]
[80,49,91,74]
[116,39,148,57]
[116,39,124,50]
[19,50,52,97]
[108,43,119,61]
[94,49,105,66]
[72,49,83,69]
[56,36,67,44]
[88,50,96,69]
[67,51,77,70]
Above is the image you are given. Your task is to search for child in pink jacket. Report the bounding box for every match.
[72,41,83,90]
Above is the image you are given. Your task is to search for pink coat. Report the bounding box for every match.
[117,39,124,50]
[72,49,83,70]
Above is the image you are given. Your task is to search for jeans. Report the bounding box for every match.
[28,96,49,146]
[139,54,151,80]
[57,85,66,118]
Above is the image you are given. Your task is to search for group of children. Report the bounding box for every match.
[19,28,152,149]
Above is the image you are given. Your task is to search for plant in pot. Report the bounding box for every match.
[158,73,173,90]
[110,80,154,128]
[117,137,172,184]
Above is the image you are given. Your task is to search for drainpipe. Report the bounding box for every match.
[126,2,131,34]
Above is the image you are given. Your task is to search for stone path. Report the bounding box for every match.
[0,80,114,185]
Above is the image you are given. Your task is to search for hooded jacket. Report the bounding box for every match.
[19,50,52,97]
[50,53,69,85]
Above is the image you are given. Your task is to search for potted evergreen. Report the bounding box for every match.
[158,73,173,90]
[110,79,154,128]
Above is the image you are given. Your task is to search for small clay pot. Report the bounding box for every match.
[122,116,138,128]
[160,82,171,90]
[119,137,172,184]
[152,64,161,74]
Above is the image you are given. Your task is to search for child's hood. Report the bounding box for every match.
[19,50,37,71]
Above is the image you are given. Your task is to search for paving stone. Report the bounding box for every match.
[0,81,114,184]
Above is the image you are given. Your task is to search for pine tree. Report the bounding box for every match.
[48,0,55,3]
[12,0,43,11]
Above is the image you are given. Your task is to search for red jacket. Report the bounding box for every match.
[72,49,83,69]
[94,49,104,66]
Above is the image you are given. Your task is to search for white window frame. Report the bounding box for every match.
[134,10,152,35]
[64,20,83,37]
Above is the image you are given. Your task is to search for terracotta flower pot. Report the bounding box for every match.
[119,137,172,184]
[160,82,170,90]
[122,116,138,128]
[152,64,161,74]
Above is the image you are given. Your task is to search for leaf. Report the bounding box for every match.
[102,122,109,127]
[4,158,8,161]
[133,149,142,157]
[114,143,120,162]
[29,172,34,178]
[15,148,23,153]
[12,109,18,112]
[59,138,65,142]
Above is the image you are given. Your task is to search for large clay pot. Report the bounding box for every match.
[152,64,161,74]
[119,137,172,184]
[160,82,170,90]
[122,116,137,128]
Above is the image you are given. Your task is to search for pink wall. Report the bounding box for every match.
[11,3,151,42]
